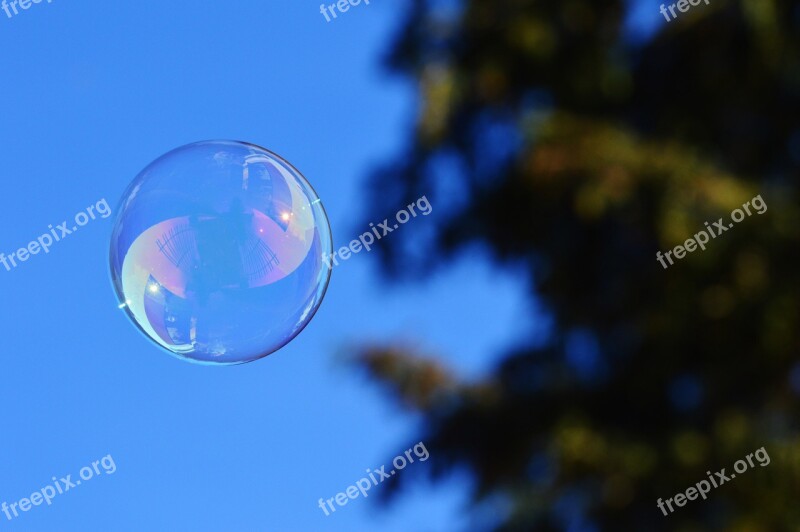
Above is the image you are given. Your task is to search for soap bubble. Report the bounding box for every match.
[109,141,333,365]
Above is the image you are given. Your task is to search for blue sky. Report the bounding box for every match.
[0,1,527,530]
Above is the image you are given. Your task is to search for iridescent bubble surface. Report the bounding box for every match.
[109,141,332,365]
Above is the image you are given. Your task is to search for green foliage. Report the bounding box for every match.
[357,0,800,530]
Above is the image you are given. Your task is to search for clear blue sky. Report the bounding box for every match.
[0,1,527,530]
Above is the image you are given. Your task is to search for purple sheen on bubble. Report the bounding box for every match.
[109,141,332,365]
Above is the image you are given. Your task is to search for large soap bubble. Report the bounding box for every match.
[109,141,332,365]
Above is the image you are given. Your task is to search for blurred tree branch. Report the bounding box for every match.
[354,0,800,529]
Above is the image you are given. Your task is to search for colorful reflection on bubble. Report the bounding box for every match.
[109,141,332,365]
